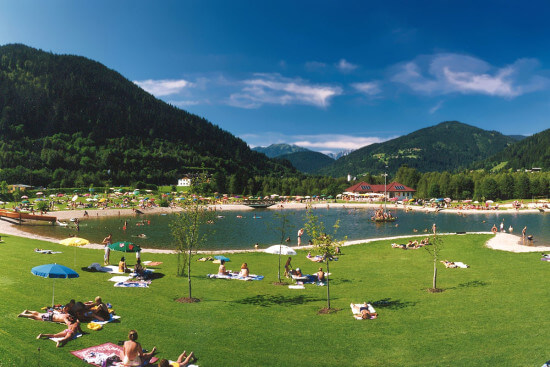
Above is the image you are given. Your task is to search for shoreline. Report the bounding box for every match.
[0,204,548,254]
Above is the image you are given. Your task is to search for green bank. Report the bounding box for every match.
[0,233,548,366]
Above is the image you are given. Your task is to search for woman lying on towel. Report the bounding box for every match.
[121,329,157,367]
[36,315,82,347]
[351,302,378,320]
[157,350,197,367]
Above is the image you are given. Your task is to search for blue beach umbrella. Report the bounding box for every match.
[31,263,79,307]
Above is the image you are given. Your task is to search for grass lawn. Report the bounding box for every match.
[1,233,549,366]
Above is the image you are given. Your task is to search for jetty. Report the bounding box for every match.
[242,200,276,209]
[0,209,57,225]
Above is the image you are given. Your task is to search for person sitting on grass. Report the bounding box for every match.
[119,256,131,273]
[85,296,110,321]
[157,351,197,367]
[36,314,82,348]
[351,302,378,320]
[134,259,147,278]
[218,260,230,275]
[291,267,303,277]
[239,263,249,277]
[121,329,157,367]
[316,267,325,282]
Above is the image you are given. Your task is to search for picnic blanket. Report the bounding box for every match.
[350,303,377,320]
[71,342,158,366]
[35,249,62,254]
[207,273,264,281]
[114,280,150,288]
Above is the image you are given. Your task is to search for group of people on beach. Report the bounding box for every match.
[19,296,110,347]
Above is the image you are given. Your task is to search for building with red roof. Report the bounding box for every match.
[344,181,415,200]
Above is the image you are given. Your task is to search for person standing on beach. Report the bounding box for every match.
[522,226,527,244]
[500,220,504,232]
[297,228,304,246]
[102,233,112,265]
[432,223,437,235]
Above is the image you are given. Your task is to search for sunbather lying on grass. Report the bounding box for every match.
[18,309,72,324]
[157,350,197,367]
[36,315,82,347]
[350,302,378,320]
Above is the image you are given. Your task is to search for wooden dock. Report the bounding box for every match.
[0,209,57,224]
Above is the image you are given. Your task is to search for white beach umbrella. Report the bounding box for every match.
[264,245,297,255]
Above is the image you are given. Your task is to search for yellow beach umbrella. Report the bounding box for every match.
[59,237,90,266]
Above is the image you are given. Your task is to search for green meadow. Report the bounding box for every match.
[1,233,549,366]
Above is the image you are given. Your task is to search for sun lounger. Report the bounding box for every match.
[207,273,264,281]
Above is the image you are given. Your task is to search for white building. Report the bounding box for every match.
[177,177,192,187]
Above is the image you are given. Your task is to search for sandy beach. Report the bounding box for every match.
[0,202,547,254]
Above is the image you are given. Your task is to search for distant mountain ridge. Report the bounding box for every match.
[252,144,310,158]
[316,121,518,177]
[477,128,550,171]
[277,151,335,174]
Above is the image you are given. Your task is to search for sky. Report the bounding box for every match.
[1,0,549,154]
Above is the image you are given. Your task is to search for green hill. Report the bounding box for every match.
[317,121,517,177]
[476,128,550,171]
[0,44,295,187]
[277,150,334,174]
[252,143,310,158]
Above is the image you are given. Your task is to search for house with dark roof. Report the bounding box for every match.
[344,181,415,200]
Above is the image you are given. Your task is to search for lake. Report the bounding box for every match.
[16,207,550,250]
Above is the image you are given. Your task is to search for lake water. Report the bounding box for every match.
[16,207,550,250]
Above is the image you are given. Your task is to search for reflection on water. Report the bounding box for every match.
[16,207,550,250]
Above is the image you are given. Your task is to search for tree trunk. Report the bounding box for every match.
[326,258,331,309]
[433,258,437,289]
[188,248,192,298]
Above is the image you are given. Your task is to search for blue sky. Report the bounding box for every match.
[1,1,549,154]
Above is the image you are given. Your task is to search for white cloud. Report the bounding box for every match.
[228,73,342,108]
[429,100,444,114]
[352,82,381,96]
[241,132,392,154]
[336,59,358,73]
[391,54,548,98]
[134,79,192,96]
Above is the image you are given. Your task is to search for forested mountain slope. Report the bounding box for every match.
[317,121,517,177]
[277,151,334,174]
[0,44,295,187]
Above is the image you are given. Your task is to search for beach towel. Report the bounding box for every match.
[288,284,305,289]
[109,275,133,282]
[50,332,82,343]
[88,263,119,273]
[207,273,264,281]
[71,342,158,366]
[35,249,62,254]
[114,281,150,288]
[350,303,377,320]
[143,261,163,266]
[92,314,121,325]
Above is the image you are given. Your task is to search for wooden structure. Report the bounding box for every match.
[0,209,57,225]
[242,200,276,209]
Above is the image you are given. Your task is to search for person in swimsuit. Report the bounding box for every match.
[121,330,156,367]
[85,296,110,321]
[218,260,229,275]
[239,263,249,277]
[284,257,292,278]
[102,234,112,265]
[157,350,197,367]
[316,267,325,282]
[18,309,72,324]
[351,302,378,320]
[36,315,82,347]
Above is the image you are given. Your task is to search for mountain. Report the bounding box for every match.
[317,121,518,177]
[506,134,528,142]
[252,144,310,158]
[327,149,353,160]
[0,44,296,187]
[477,128,550,171]
[277,151,334,174]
